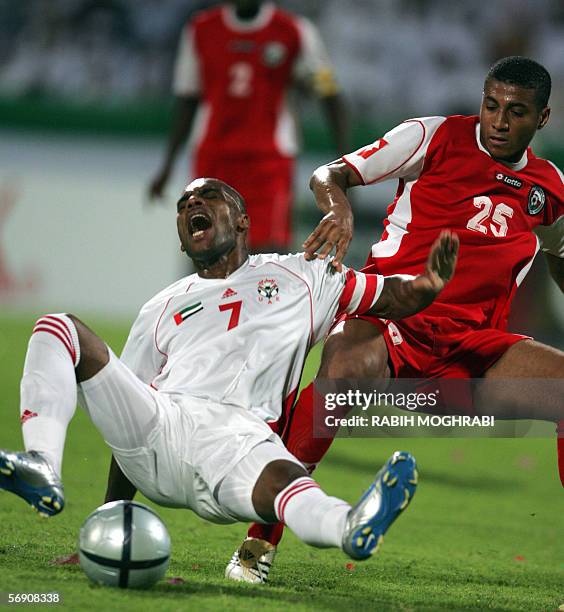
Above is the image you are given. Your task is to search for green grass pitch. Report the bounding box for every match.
[0,313,562,611]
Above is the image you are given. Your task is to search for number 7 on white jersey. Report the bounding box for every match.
[219,300,242,330]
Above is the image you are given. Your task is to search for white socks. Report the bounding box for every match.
[274,477,350,548]
[20,314,80,478]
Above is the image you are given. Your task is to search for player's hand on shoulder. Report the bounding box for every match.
[303,204,353,272]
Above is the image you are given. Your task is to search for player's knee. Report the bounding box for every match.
[63,315,109,381]
[252,460,308,522]
[318,320,389,380]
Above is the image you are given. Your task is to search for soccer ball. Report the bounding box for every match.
[79,500,171,589]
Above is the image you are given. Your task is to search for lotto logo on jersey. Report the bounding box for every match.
[495,171,523,189]
[257,278,279,304]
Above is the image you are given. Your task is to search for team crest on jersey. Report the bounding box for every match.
[257,278,279,303]
[495,171,522,189]
[527,185,546,215]
[262,42,287,67]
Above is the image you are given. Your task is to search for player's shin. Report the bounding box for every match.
[274,477,350,548]
[20,314,80,477]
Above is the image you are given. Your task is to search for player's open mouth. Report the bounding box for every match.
[189,213,213,239]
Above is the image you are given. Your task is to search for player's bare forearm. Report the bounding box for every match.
[104,455,137,503]
[305,161,361,268]
[163,96,199,166]
[309,162,352,214]
[320,93,350,153]
[546,253,564,293]
[149,96,199,199]
[368,231,459,319]
[369,275,438,320]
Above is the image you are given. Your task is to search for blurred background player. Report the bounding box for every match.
[148,0,348,253]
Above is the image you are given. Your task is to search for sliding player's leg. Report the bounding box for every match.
[0,313,161,515]
[226,319,391,582]
[475,339,564,486]
[0,313,108,515]
[218,440,417,568]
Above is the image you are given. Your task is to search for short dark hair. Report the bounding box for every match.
[486,56,551,109]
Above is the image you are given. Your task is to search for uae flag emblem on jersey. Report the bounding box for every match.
[174,302,203,325]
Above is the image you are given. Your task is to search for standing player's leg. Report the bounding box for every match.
[227,319,390,582]
[476,339,564,418]
[218,441,417,566]
[238,157,294,254]
[474,339,564,486]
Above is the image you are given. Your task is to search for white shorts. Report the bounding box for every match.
[78,350,299,524]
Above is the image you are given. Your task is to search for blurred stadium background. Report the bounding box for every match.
[0,0,563,344]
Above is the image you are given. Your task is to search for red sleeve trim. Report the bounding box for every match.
[338,269,357,312]
[364,119,426,185]
[341,155,366,185]
[354,274,378,314]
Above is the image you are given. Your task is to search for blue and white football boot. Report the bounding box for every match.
[0,450,64,517]
[342,450,417,560]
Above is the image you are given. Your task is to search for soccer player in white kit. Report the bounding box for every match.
[0,178,457,564]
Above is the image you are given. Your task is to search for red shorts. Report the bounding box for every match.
[349,312,528,379]
[339,312,529,415]
[194,154,293,250]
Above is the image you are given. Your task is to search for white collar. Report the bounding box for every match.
[221,2,275,32]
[475,123,528,172]
[194,257,250,283]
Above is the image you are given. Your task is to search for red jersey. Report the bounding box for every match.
[173,3,337,160]
[343,115,564,331]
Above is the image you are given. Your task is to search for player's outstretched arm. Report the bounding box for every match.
[369,231,459,320]
[304,161,362,270]
[148,96,200,201]
[104,455,137,503]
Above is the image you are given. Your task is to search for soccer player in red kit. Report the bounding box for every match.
[227,56,563,583]
[149,0,347,252]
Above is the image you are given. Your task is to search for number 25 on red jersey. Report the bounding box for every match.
[466,196,514,238]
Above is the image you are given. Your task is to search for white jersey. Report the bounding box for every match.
[121,253,383,424]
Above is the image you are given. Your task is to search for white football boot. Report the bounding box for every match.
[225,537,276,584]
